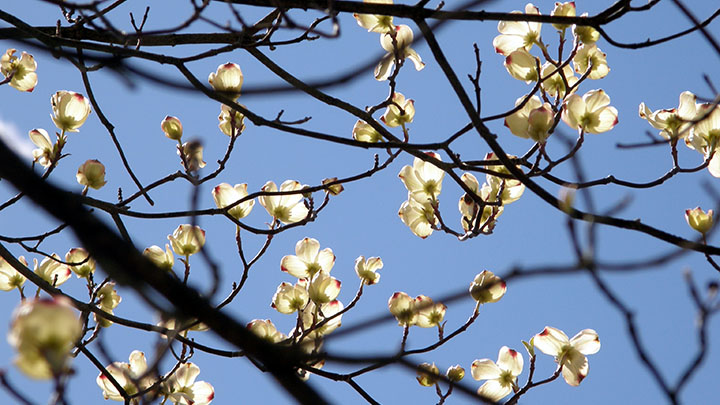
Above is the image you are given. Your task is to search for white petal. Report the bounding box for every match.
[569,329,601,355]
[534,326,568,356]
[477,379,512,402]
[471,359,501,380]
[497,346,523,376]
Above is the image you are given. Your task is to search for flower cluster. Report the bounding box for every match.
[388,291,446,329]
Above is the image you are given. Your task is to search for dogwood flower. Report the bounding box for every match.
[96,350,155,401]
[34,254,71,287]
[1,49,37,92]
[51,91,91,132]
[534,326,601,386]
[381,92,415,127]
[248,319,287,343]
[143,244,174,271]
[218,104,246,137]
[354,256,383,285]
[416,363,440,387]
[212,183,254,220]
[321,177,344,196]
[77,159,107,191]
[308,271,341,304]
[414,295,446,328]
[551,2,576,31]
[352,120,383,143]
[163,362,215,405]
[280,237,335,279]
[29,128,56,168]
[388,291,417,326]
[471,346,523,401]
[299,300,344,336]
[0,256,27,291]
[446,365,465,382]
[208,62,243,100]
[573,14,600,44]
[562,89,618,134]
[639,91,698,140]
[505,95,554,143]
[8,298,82,379]
[686,207,713,234]
[399,152,444,202]
[685,103,720,176]
[541,62,578,98]
[259,180,309,224]
[493,3,542,55]
[95,282,121,327]
[272,281,310,314]
[168,225,206,256]
[458,173,504,233]
[469,270,507,303]
[504,48,539,83]
[483,153,526,205]
[573,44,609,80]
[353,0,394,33]
[375,25,425,81]
[398,196,436,238]
[65,247,95,278]
[161,116,183,140]
[179,140,206,171]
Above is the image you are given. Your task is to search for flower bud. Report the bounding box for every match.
[388,291,417,326]
[381,92,415,127]
[352,120,383,143]
[50,90,91,132]
[551,2,576,31]
[208,62,243,100]
[685,207,714,234]
[248,319,287,343]
[218,104,246,137]
[76,159,107,190]
[179,140,206,172]
[143,244,174,271]
[414,295,446,328]
[272,281,309,314]
[65,248,95,278]
[416,363,440,387]
[322,178,344,196]
[168,225,206,256]
[573,13,600,44]
[212,183,255,220]
[469,270,506,303]
[446,365,465,382]
[161,115,183,140]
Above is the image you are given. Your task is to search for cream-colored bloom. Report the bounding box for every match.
[414,295,446,328]
[534,326,600,386]
[398,196,436,238]
[259,180,310,224]
[29,128,56,168]
[562,89,618,134]
[541,62,578,98]
[354,256,383,285]
[168,224,206,256]
[493,3,542,55]
[77,159,107,190]
[8,298,82,379]
[179,140,206,171]
[158,318,209,339]
[212,183,254,220]
[247,319,287,343]
[446,365,465,382]
[639,91,698,140]
[280,238,335,279]
[551,2,576,31]
[65,247,95,278]
[163,362,215,405]
[504,95,554,143]
[458,173,504,233]
[388,291,417,326]
[573,14,600,44]
[308,271,341,304]
[469,270,507,303]
[685,103,720,176]
[208,62,243,100]
[1,49,37,92]
[143,244,174,271]
[573,44,609,80]
[353,0,394,33]
[484,153,526,205]
[685,207,713,234]
[34,254,71,287]
[471,346,523,401]
[299,300,344,337]
[51,91,91,132]
[95,282,121,327]
[375,25,425,81]
[96,350,155,401]
[504,48,539,83]
[161,116,183,141]
[272,281,309,314]
[381,92,415,127]
[321,177,344,196]
[398,152,444,202]
[0,256,27,291]
[218,104,246,137]
[416,363,440,387]
[352,120,383,142]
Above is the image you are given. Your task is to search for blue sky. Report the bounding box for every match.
[1,0,719,404]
